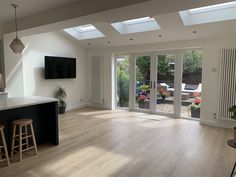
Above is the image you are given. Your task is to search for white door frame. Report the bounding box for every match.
[130,50,182,118]
[153,51,182,118]
[132,52,155,113]
[114,54,131,110]
[114,49,205,119]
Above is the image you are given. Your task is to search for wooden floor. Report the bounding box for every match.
[0,107,235,177]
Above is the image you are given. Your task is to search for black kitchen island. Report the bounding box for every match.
[0,96,59,150]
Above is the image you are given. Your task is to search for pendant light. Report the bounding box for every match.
[9,4,25,54]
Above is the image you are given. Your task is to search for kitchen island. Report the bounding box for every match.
[0,96,59,150]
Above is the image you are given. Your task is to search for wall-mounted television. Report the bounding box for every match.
[45,56,76,79]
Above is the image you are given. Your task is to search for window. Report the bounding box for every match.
[111,17,161,34]
[189,1,236,14]
[121,17,154,25]
[179,1,236,26]
[63,24,105,40]
[75,24,97,32]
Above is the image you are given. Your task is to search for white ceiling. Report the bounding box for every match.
[1,0,233,33]
[0,0,78,24]
[63,12,236,48]
[1,0,235,48]
[0,0,151,26]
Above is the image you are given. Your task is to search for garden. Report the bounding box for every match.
[116,50,203,118]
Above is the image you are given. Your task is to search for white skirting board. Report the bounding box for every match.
[200,119,235,129]
[66,103,88,111]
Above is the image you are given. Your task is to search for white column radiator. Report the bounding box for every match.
[91,56,103,104]
[218,48,236,120]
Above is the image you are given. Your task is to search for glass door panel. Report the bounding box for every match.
[155,55,176,114]
[135,56,151,110]
[181,50,203,118]
[116,56,130,108]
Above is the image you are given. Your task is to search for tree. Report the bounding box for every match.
[136,56,150,83]
[117,58,129,107]
[183,50,202,73]
[182,50,203,84]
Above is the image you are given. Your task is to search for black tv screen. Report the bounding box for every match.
[45,56,76,79]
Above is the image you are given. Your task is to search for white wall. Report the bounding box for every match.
[87,35,236,128]
[3,35,24,97]
[4,31,88,110]
[3,28,236,128]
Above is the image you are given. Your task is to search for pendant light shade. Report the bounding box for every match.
[10,37,25,53]
[10,4,25,54]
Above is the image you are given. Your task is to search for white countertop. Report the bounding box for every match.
[0,96,57,111]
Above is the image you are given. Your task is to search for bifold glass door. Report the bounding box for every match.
[116,55,130,109]
[134,53,178,116]
[116,50,202,119]
[181,50,203,119]
[135,55,151,110]
[154,54,176,114]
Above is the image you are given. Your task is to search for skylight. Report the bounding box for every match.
[179,1,236,26]
[63,24,105,40]
[111,17,161,34]
[189,1,236,14]
[122,17,153,25]
[75,24,97,32]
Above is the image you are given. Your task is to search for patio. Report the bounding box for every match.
[156,96,195,118]
[117,50,202,119]
[155,102,192,118]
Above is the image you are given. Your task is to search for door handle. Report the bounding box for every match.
[150,81,153,89]
[154,81,156,88]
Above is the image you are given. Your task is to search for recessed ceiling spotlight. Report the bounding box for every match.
[158,34,163,38]
[107,41,111,44]
[193,30,197,34]
[130,38,134,41]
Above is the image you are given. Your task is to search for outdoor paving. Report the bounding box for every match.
[155,104,191,117]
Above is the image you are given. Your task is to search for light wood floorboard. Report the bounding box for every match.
[0,107,235,177]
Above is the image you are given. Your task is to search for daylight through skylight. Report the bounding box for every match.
[76,24,97,32]
[179,1,236,26]
[63,24,105,40]
[122,17,153,25]
[111,16,160,34]
[189,1,236,14]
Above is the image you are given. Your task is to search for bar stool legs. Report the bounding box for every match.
[11,119,38,161]
[10,124,16,158]
[0,125,10,166]
[30,124,38,155]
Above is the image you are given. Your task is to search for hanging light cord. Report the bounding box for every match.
[11,4,18,38]
[14,5,18,38]
[10,4,25,54]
